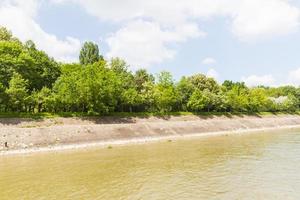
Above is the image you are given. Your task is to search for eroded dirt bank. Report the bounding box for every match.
[1,114,300,152]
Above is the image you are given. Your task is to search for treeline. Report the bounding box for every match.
[0,27,299,115]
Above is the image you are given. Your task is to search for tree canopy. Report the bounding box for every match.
[79,41,103,65]
[0,26,299,114]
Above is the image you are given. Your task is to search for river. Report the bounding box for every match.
[1,128,300,199]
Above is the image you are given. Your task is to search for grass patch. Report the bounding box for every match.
[0,111,299,119]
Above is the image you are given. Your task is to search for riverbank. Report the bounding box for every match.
[1,114,300,155]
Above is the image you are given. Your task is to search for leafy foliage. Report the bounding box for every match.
[79,41,103,65]
[6,73,29,112]
[0,35,60,90]
[0,27,299,114]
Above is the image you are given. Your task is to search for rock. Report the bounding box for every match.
[21,143,28,148]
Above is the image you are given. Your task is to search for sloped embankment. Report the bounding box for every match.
[1,114,300,152]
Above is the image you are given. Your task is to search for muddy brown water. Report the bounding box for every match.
[0,129,300,200]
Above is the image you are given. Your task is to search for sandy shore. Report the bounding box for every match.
[1,114,300,155]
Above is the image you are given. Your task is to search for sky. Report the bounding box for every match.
[1,0,300,86]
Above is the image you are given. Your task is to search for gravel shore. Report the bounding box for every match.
[1,114,300,154]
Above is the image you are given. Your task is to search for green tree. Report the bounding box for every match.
[52,64,84,112]
[0,40,24,87]
[6,73,29,112]
[153,71,179,112]
[187,89,208,111]
[0,37,59,91]
[0,27,19,42]
[109,58,136,111]
[24,40,61,90]
[134,69,155,92]
[247,88,270,112]
[53,61,119,114]
[177,76,195,111]
[222,80,247,91]
[122,88,141,112]
[33,87,53,112]
[187,89,224,112]
[188,74,220,92]
[79,41,102,65]
[282,94,299,112]
[0,83,8,111]
[140,80,156,112]
[225,86,249,112]
[0,27,13,41]
[213,91,228,112]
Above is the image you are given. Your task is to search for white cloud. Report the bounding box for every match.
[0,0,81,62]
[106,20,204,68]
[242,68,300,87]
[52,0,300,67]
[202,57,217,65]
[287,67,300,86]
[231,0,300,41]
[58,0,300,40]
[206,68,219,80]
[242,74,275,87]
[3,0,299,67]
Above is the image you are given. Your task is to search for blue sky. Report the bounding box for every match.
[1,0,300,86]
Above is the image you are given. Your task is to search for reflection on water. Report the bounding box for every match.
[1,129,300,200]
